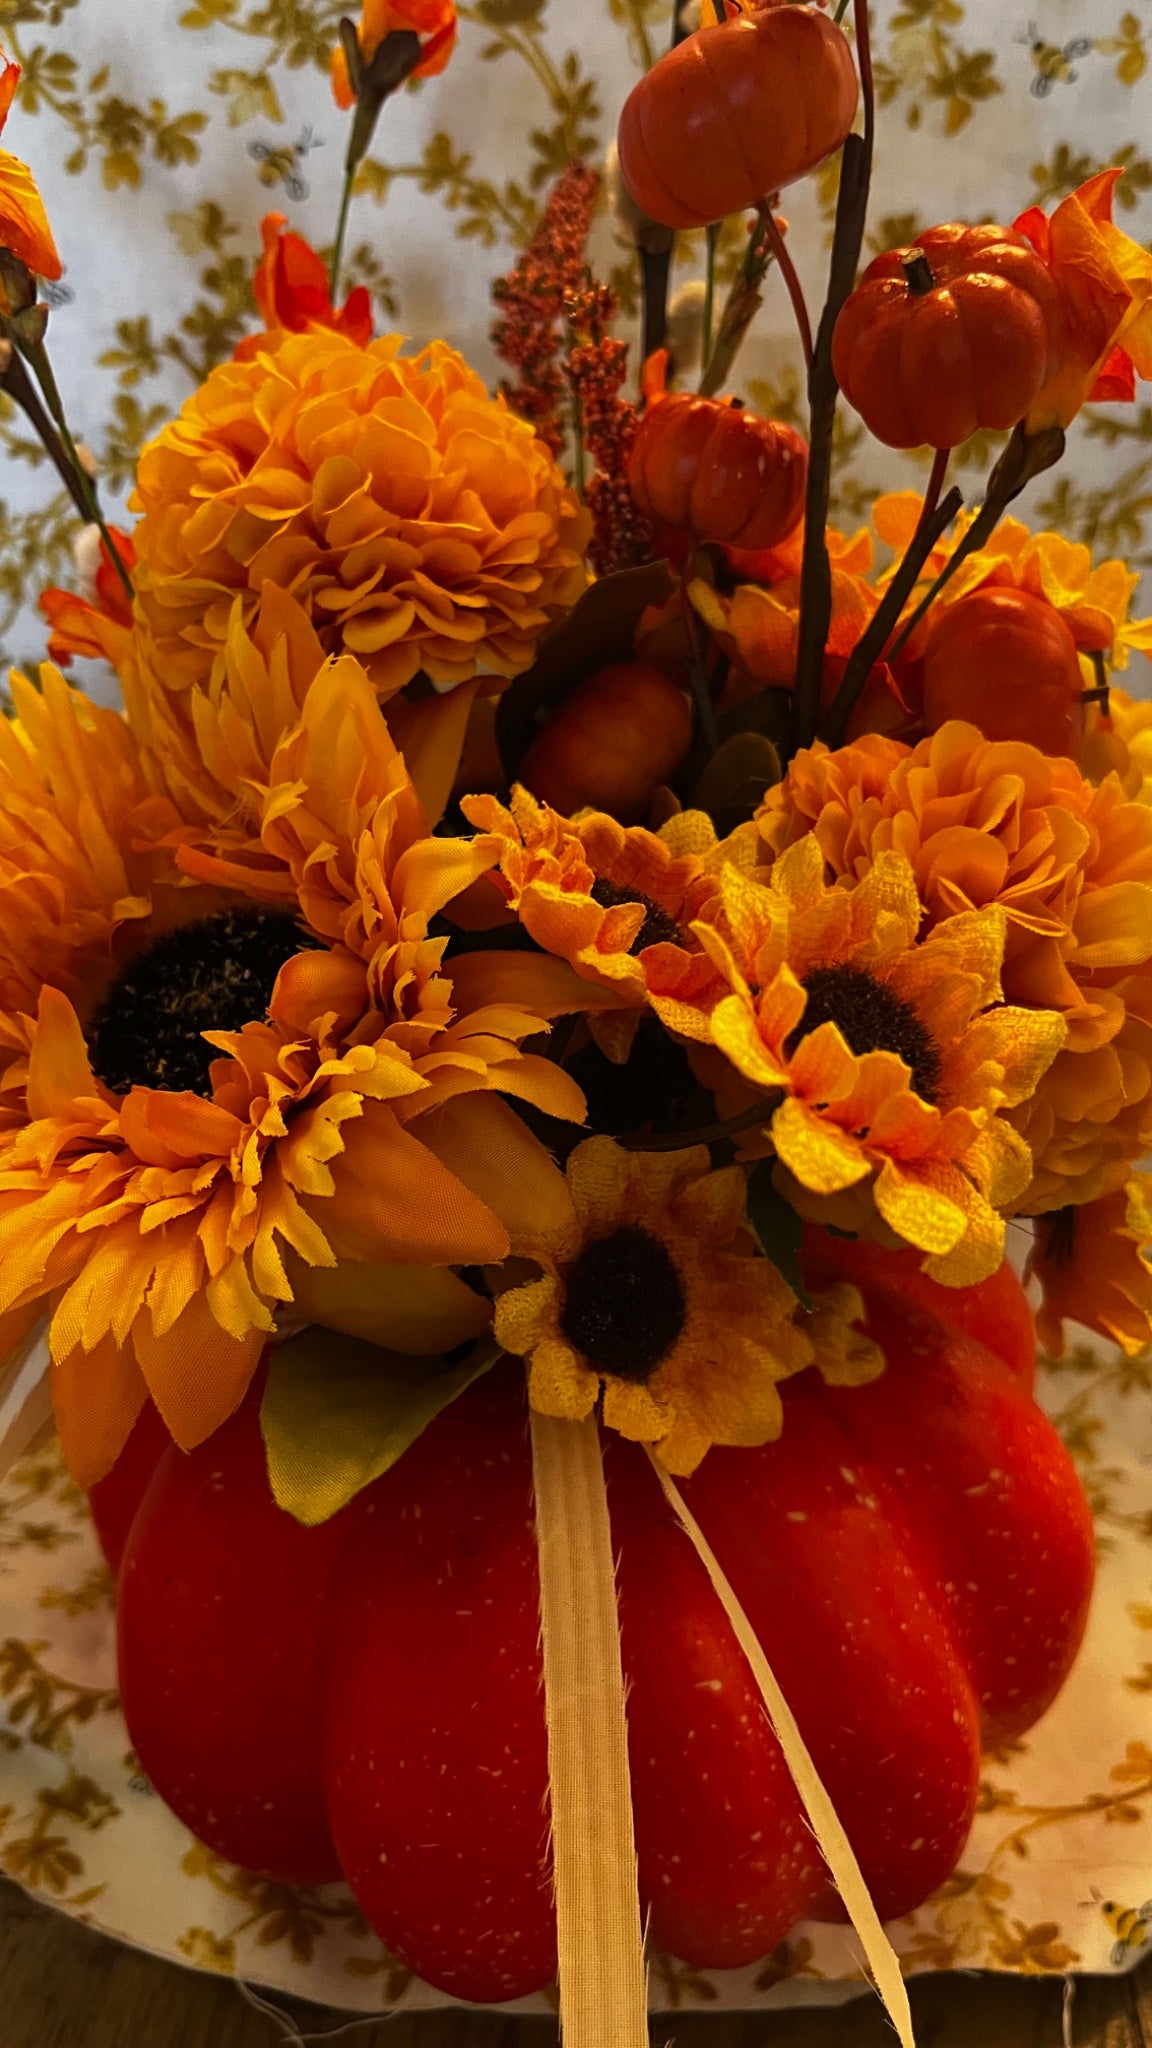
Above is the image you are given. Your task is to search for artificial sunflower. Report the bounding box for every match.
[1028,1175,1152,1358]
[127,326,589,706]
[695,838,1065,1285]
[461,785,740,1046]
[493,1134,881,1474]
[756,721,1152,1212]
[0,656,584,1486]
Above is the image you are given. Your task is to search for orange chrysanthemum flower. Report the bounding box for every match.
[694,838,1064,1286]
[128,327,590,707]
[248,213,373,349]
[1029,1175,1152,1358]
[756,722,1152,1211]
[460,785,739,1045]
[0,656,584,1485]
[0,50,60,286]
[331,0,456,107]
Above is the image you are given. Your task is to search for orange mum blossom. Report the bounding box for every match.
[459,784,749,1046]
[694,837,1066,1285]
[1013,170,1152,430]
[0,48,60,287]
[127,327,590,716]
[872,492,1152,670]
[0,655,585,1488]
[1027,1174,1152,1359]
[40,523,137,671]
[755,722,1152,1212]
[331,0,456,107]
[246,213,373,349]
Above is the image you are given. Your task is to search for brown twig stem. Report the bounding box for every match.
[621,1097,778,1152]
[0,349,90,519]
[823,485,963,746]
[882,422,1065,670]
[761,209,813,367]
[915,445,950,537]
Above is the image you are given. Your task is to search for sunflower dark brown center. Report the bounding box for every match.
[87,906,322,1098]
[786,964,941,1104]
[559,1225,686,1382]
[590,875,686,953]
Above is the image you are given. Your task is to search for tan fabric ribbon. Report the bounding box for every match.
[649,1450,917,2048]
[530,1409,648,2047]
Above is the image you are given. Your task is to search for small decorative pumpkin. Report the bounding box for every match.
[922,586,1085,758]
[832,224,1062,449]
[520,660,693,823]
[97,1241,1093,2004]
[616,1,858,230]
[628,391,807,554]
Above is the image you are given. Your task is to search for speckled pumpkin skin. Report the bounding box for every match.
[96,1245,1093,2005]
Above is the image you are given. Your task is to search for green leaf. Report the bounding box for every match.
[261,1331,501,1527]
[746,1162,813,1310]
[692,731,783,837]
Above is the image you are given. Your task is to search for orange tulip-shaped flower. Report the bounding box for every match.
[1014,169,1152,430]
[40,526,136,670]
[331,0,457,107]
[0,50,60,284]
[249,213,372,347]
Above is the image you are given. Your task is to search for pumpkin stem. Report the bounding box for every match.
[903,252,936,296]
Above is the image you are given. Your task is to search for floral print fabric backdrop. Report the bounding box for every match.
[0,0,1151,696]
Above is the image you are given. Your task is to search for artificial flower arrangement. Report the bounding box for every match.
[0,0,1151,2037]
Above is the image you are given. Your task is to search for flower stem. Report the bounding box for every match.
[621,1097,779,1152]
[21,337,133,598]
[823,484,963,746]
[699,211,772,397]
[915,444,950,537]
[329,161,356,302]
[680,581,721,756]
[883,422,1065,669]
[790,0,875,758]
[0,348,91,519]
[702,221,720,370]
[761,208,813,368]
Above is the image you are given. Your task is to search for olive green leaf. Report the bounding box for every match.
[746,1162,813,1310]
[261,1330,502,1527]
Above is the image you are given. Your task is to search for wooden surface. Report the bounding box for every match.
[0,1877,1150,2048]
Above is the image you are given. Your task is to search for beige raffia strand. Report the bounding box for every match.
[647,1451,917,2048]
[530,1410,648,2048]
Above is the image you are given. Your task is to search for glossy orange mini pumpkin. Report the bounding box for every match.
[521,661,693,823]
[922,585,1086,758]
[628,391,807,552]
[95,1241,1094,2005]
[832,224,1062,449]
[617,1,858,230]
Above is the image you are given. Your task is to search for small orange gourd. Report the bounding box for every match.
[921,586,1085,759]
[617,2,859,230]
[521,662,692,823]
[628,391,807,553]
[832,224,1062,449]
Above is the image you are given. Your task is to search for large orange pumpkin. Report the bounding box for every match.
[95,1240,1094,2005]
[628,392,807,552]
[922,586,1085,758]
[521,661,693,823]
[616,2,858,231]
[832,224,1062,449]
